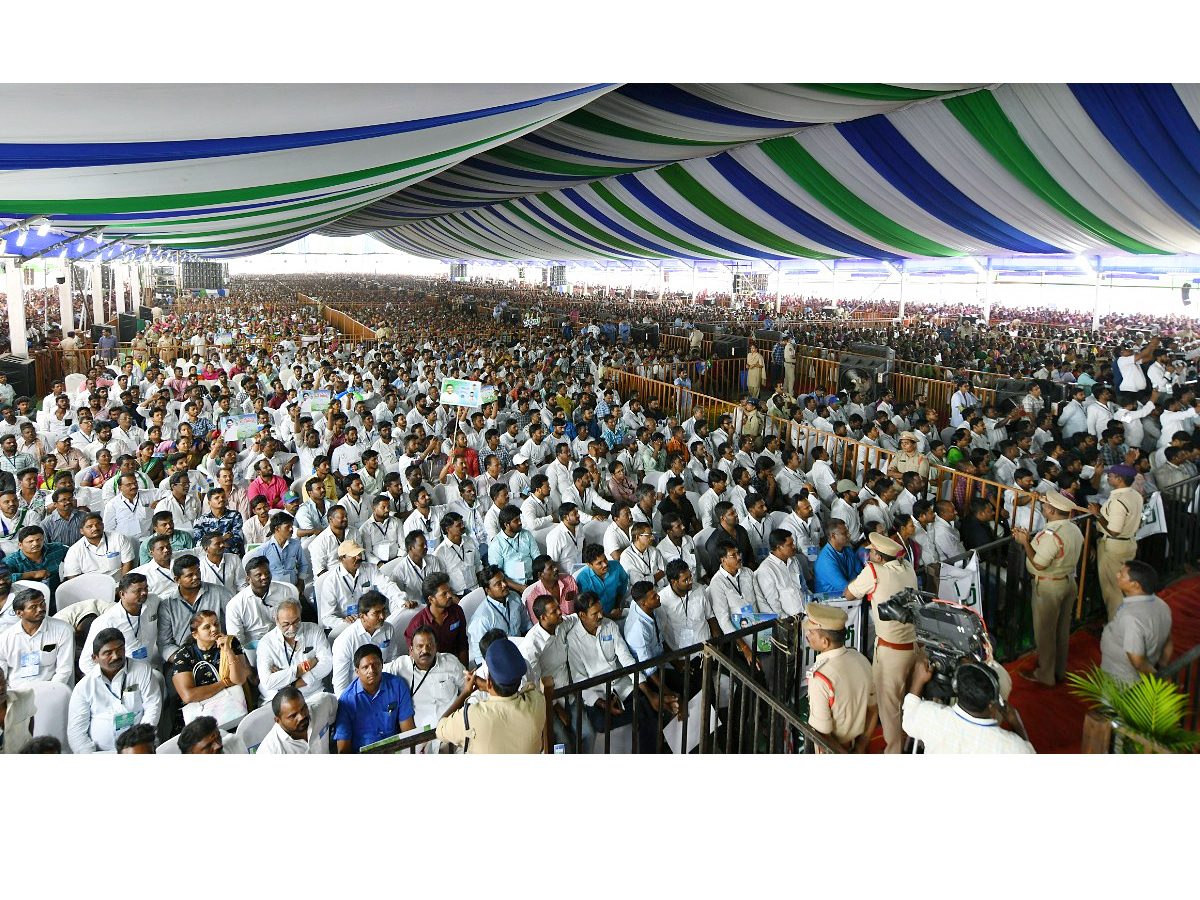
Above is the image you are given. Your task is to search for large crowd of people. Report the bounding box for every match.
[0,270,1194,757]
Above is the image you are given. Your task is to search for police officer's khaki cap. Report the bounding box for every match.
[803,602,848,631]
[899,431,916,442]
[868,532,902,557]
[1043,489,1085,513]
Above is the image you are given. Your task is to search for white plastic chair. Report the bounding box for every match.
[155,729,247,754]
[431,484,448,506]
[532,525,553,554]
[156,734,182,754]
[458,587,486,621]
[582,519,608,545]
[55,573,117,611]
[235,705,276,754]
[386,607,421,654]
[64,373,87,395]
[13,580,50,602]
[30,680,73,754]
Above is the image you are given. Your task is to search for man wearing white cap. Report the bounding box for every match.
[1013,490,1085,687]
[803,602,877,753]
[317,540,410,640]
[843,531,919,754]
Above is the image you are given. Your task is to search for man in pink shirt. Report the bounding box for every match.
[247,459,289,510]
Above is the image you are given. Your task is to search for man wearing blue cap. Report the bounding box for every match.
[435,637,546,754]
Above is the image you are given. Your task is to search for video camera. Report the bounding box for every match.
[877,588,989,703]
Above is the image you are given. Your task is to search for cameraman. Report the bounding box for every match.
[903,654,1035,754]
[843,532,918,754]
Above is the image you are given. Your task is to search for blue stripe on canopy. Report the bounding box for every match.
[615,84,806,130]
[558,187,682,256]
[707,153,890,258]
[522,133,658,166]
[836,116,1063,253]
[1069,83,1200,230]
[0,84,613,169]
[614,172,789,260]
[514,196,627,256]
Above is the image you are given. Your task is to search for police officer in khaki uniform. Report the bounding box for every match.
[886,432,930,480]
[435,638,546,754]
[1087,465,1143,621]
[1013,490,1085,687]
[843,532,918,754]
[803,602,877,753]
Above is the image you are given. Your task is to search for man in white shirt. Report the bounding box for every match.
[903,656,1034,754]
[62,513,137,581]
[226,557,300,655]
[706,538,766,667]
[431,512,483,596]
[318,540,411,637]
[0,588,75,686]
[520,476,556,532]
[808,447,837,507]
[384,625,466,739]
[697,469,728,530]
[255,687,334,754]
[80,572,162,676]
[602,502,634,561]
[102,473,166,538]
[255,599,333,703]
[357,494,403,568]
[331,425,364,477]
[132,534,179,597]
[931,501,967,562]
[657,561,718,654]
[1115,340,1155,394]
[563,594,638,749]
[330,591,398,696]
[753,530,809,617]
[382,531,445,605]
[67,628,162,753]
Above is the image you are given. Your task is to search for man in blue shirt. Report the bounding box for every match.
[466,566,532,666]
[260,512,312,599]
[813,519,863,595]
[488,507,539,594]
[575,542,629,618]
[333,643,416,753]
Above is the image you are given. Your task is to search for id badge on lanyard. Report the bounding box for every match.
[18,650,40,679]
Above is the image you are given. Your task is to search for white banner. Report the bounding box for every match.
[937,551,983,618]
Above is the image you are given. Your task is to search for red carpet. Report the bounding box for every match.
[1005,573,1200,754]
[865,574,1200,753]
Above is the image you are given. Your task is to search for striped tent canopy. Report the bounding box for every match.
[4,83,1200,263]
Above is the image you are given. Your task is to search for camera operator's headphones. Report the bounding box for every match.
[951,660,1003,708]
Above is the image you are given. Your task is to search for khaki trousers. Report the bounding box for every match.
[783,361,796,395]
[873,642,916,754]
[1031,576,1076,684]
[1097,537,1137,621]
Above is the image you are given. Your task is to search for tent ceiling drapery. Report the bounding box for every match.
[3,83,1200,264]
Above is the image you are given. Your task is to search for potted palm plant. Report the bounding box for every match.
[1067,666,1200,754]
